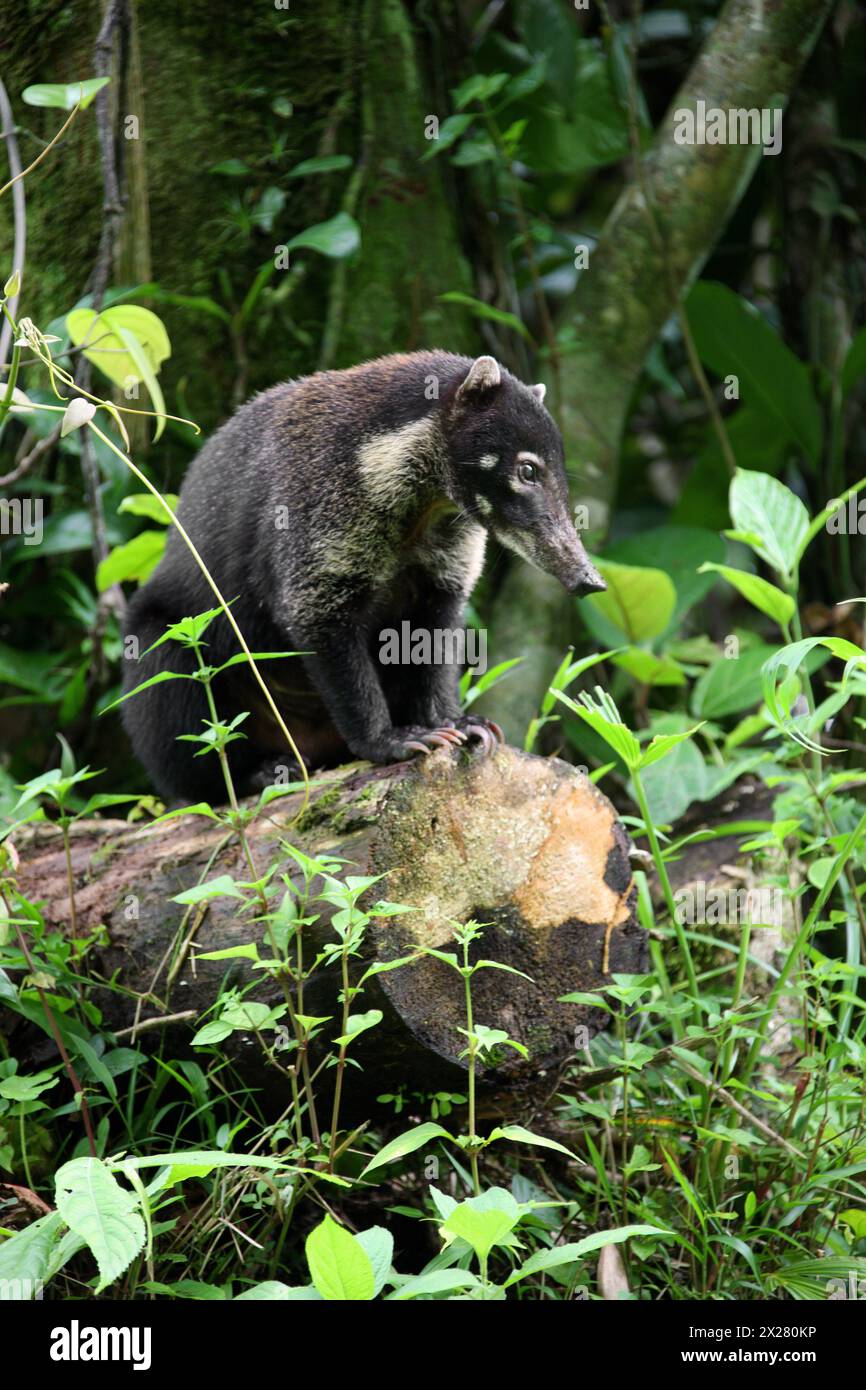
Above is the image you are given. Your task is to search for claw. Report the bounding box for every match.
[436,726,466,746]
[404,740,432,756]
[486,719,505,745]
[424,732,454,750]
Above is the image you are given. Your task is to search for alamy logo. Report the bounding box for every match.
[0,497,43,545]
[49,1320,152,1371]
[379,621,487,674]
[0,1276,43,1300]
[673,101,782,156]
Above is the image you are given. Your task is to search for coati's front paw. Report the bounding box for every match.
[366,725,467,763]
[446,714,505,756]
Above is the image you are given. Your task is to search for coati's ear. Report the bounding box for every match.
[456,356,501,403]
[530,383,546,404]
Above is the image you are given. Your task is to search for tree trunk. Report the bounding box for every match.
[12,748,646,1099]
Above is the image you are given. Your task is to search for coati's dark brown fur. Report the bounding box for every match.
[121,352,604,802]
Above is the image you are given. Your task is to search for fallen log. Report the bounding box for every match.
[11,746,646,1098]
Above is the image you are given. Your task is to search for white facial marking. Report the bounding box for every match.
[474,494,493,517]
[478,453,498,470]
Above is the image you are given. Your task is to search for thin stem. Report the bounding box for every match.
[632,771,699,1019]
[60,823,79,936]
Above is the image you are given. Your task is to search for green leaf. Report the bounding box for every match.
[519,0,577,107]
[355,1226,394,1297]
[692,643,783,720]
[698,562,795,628]
[442,1204,517,1264]
[286,212,360,259]
[96,531,166,590]
[288,155,353,178]
[66,306,170,391]
[305,1215,375,1301]
[118,492,178,523]
[361,1121,452,1176]
[22,78,109,111]
[728,469,809,580]
[686,282,821,465]
[452,72,511,109]
[0,1211,65,1294]
[55,1158,145,1293]
[761,637,865,750]
[611,648,686,687]
[486,1124,575,1158]
[553,689,641,771]
[171,875,245,905]
[333,1009,383,1046]
[638,726,705,771]
[420,113,473,160]
[505,1225,671,1285]
[196,942,260,963]
[586,560,676,643]
[387,1269,480,1300]
[438,291,531,340]
[235,1281,320,1300]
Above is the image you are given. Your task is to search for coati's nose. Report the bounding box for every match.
[567,558,606,597]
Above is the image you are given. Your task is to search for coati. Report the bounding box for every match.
[121,351,605,803]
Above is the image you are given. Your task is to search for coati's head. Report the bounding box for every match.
[441,356,605,597]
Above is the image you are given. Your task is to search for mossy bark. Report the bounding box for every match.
[0,0,475,434]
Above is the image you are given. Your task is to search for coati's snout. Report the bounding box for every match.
[446,355,607,598]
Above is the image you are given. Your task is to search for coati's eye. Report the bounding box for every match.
[517,461,537,484]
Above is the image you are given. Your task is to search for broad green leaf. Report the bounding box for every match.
[586,560,676,643]
[612,648,686,686]
[0,1211,65,1294]
[692,644,783,720]
[355,1226,394,1297]
[306,1215,375,1301]
[361,1121,452,1176]
[728,469,809,579]
[55,1158,145,1293]
[235,1281,320,1300]
[96,531,166,590]
[635,738,706,825]
[442,1204,517,1264]
[66,306,170,391]
[698,562,795,628]
[22,78,109,111]
[286,212,360,259]
[686,282,821,464]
